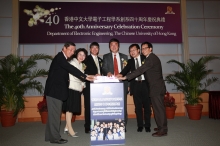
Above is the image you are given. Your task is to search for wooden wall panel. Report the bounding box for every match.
[16,93,209,122]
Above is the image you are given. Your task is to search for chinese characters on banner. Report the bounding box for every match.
[19,2,182,43]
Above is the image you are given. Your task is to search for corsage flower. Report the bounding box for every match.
[82,63,87,70]
[121,58,127,67]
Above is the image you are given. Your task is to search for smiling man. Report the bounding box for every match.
[117,42,167,137]
[117,44,151,133]
[102,38,128,130]
[83,42,103,133]
[44,42,94,144]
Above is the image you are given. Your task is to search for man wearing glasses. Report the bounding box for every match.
[117,42,167,137]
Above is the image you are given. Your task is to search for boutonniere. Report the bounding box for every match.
[100,62,103,67]
[142,61,145,65]
[121,58,127,67]
[82,63,87,70]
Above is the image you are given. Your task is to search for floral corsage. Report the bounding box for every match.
[82,63,87,70]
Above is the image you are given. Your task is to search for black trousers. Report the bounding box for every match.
[132,80,151,127]
[83,82,91,129]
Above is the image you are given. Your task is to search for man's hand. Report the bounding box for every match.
[95,74,101,76]
[117,76,126,80]
[116,74,123,78]
[107,72,113,77]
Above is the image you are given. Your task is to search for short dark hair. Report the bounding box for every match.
[129,44,140,52]
[74,48,88,59]
[90,42,99,48]
[109,38,120,48]
[64,41,76,48]
[141,42,153,49]
[68,48,88,61]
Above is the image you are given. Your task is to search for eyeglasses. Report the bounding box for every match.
[142,47,150,50]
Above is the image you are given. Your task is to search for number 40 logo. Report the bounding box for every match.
[45,15,60,26]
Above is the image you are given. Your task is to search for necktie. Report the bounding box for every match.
[114,54,119,75]
[135,58,142,81]
[94,56,100,74]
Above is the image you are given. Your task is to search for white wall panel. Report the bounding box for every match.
[204,1,220,18]
[187,19,205,36]
[188,37,206,54]
[0,18,12,36]
[159,55,179,74]
[205,19,220,36]
[186,1,203,18]
[153,43,180,54]
[0,37,12,56]
[0,0,12,17]
[206,37,220,54]
[22,44,56,56]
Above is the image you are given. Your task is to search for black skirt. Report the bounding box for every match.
[63,89,81,115]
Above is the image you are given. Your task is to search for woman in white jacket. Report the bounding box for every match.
[63,48,88,137]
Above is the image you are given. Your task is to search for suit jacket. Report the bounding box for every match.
[84,55,103,76]
[126,53,166,97]
[102,52,128,76]
[44,52,87,101]
[120,55,147,95]
[83,55,103,91]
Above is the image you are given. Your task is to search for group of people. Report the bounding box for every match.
[90,119,125,141]
[44,38,167,144]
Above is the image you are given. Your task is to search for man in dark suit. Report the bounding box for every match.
[117,44,151,133]
[83,42,103,133]
[44,42,94,144]
[102,38,129,128]
[117,42,167,137]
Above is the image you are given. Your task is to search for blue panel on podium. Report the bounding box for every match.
[90,82,125,146]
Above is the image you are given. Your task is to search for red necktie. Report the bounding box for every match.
[114,55,119,75]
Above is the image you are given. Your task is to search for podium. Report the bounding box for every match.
[90,82,125,146]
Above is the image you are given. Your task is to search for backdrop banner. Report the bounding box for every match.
[19,2,182,43]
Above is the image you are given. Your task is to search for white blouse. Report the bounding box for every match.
[68,58,85,92]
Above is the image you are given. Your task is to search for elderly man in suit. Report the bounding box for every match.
[102,38,128,129]
[117,44,151,133]
[44,42,94,144]
[117,42,167,137]
[83,42,103,133]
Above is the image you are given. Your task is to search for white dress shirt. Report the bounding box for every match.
[134,55,145,81]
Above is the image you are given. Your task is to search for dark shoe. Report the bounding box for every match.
[85,128,90,133]
[152,132,167,137]
[154,128,159,131]
[145,127,151,132]
[50,138,68,144]
[137,127,143,132]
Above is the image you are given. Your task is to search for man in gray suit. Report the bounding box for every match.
[117,42,167,137]
[102,38,128,128]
